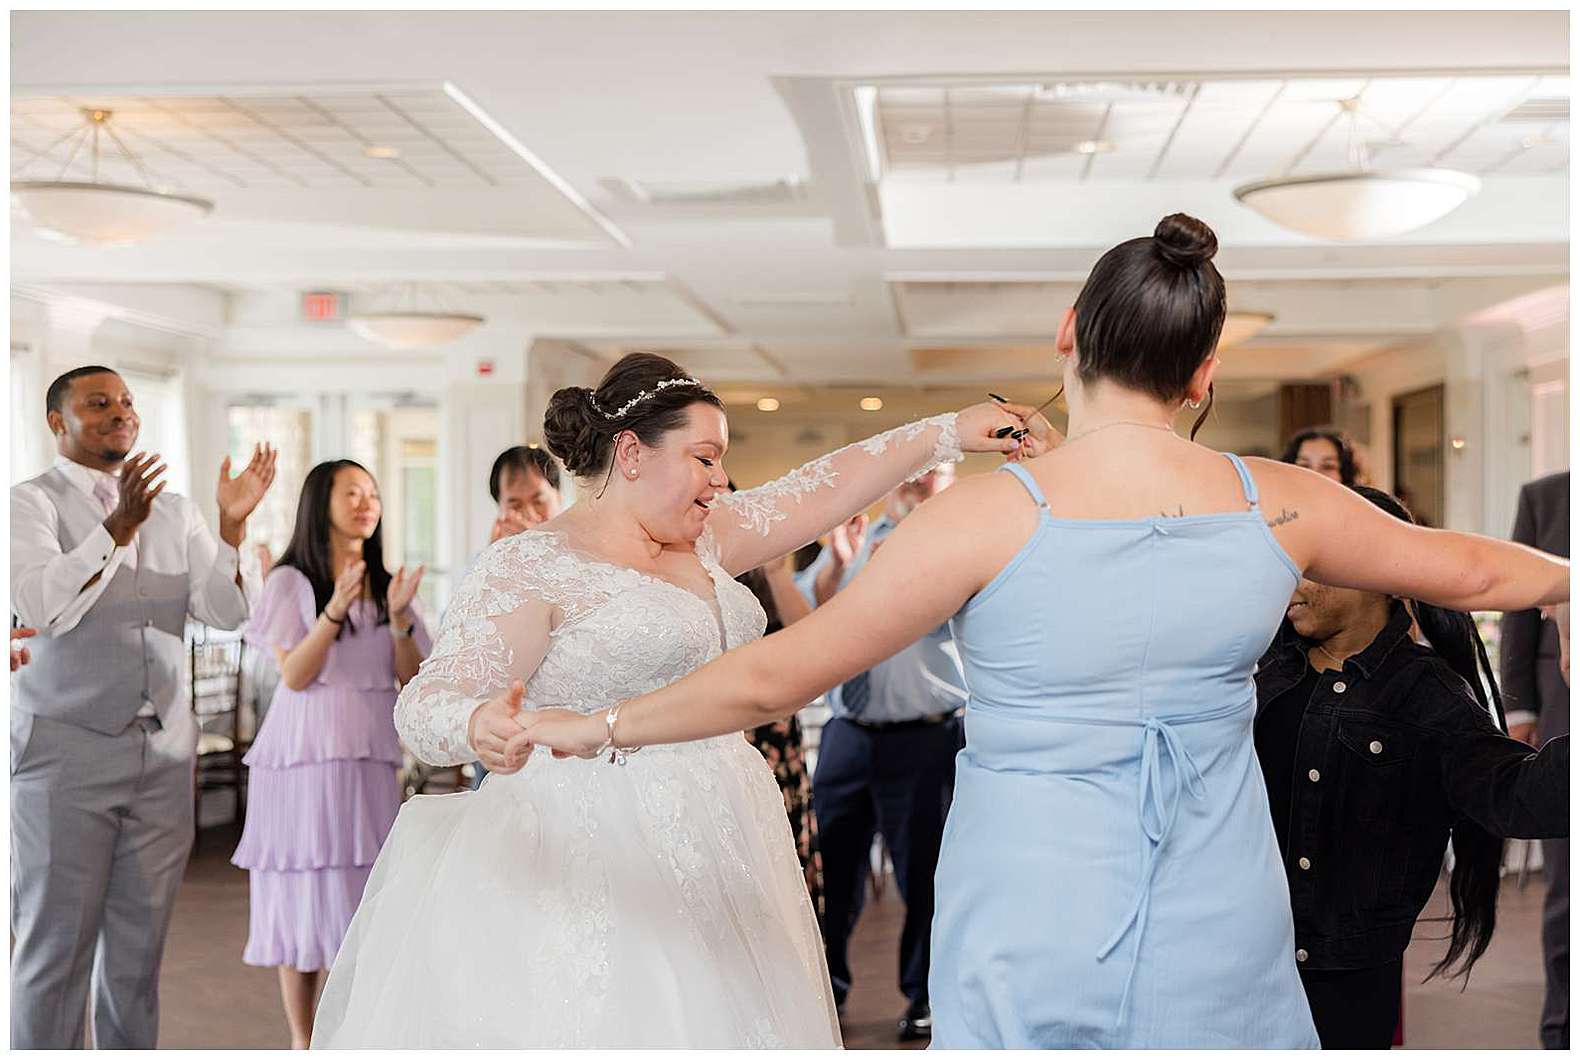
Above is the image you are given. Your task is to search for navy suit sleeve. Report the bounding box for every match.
[1499,482,1545,717]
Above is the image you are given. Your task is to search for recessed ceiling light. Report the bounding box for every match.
[756,397,781,412]
[1521,134,1555,150]
[900,123,934,145]
[1074,140,1114,155]
[363,145,401,160]
[860,396,884,412]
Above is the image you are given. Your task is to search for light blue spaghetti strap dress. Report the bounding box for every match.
[929,455,1320,1048]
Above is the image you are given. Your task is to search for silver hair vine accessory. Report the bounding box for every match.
[588,377,706,420]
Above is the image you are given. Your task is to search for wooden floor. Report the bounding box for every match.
[141,822,1551,1049]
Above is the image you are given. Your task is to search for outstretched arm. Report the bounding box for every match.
[705,403,1026,576]
[394,545,554,766]
[518,475,1025,755]
[1445,730,1569,839]
[1255,459,1569,612]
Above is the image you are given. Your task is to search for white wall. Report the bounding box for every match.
[1335,284,1570,536]
[9,293,203,496]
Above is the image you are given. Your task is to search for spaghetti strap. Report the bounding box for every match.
[998,462,1049,508]
[1223,452,1259,509]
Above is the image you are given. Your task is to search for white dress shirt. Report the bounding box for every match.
[11,455,246,636]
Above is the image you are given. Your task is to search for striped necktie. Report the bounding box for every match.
[840,670,871,718]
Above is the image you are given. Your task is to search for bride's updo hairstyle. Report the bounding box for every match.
[1071,213,1227,437]
[543,352,725,479]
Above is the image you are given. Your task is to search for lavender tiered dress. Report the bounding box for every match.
[232,566,431,972]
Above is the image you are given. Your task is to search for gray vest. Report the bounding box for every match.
[12,466,193,737]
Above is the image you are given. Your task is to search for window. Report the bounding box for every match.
[227,404,315,562]
[119,365,190,497]
[348,403,445,613]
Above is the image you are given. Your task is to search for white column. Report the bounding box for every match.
[1458,322,1530,540]
[441,338,533,575]
[1442,328,1486,535]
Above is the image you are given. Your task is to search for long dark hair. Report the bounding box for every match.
[1354,485,1504,981]
[1281,427,1358,486]
[276,460,391,637]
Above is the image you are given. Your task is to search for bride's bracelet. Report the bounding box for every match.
[601,702,643,766]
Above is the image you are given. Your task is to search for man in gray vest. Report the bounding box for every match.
[10,365,277,1048]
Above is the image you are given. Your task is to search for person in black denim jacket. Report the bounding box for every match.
[1254,486,1570,1048]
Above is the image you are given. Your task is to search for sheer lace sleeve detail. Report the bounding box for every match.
[706,412,961,576]
[395,531,573,766]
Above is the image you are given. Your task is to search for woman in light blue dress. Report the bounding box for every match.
[518,214,1570,1047]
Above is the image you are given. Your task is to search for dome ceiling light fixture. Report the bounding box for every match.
[347,283,486,350]
[1232,97,1481,241]
[11,107,214,246]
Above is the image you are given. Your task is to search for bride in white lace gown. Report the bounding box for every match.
[311,354,1028,1048]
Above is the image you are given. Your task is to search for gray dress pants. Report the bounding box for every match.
[10,712,195,1049]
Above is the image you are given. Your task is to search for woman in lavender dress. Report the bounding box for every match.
[232,460,430,1048]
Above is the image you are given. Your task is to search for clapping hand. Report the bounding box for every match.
[490,509,532,544]
[105,452,167,546]
[469,680,534,773]
[387,565,426,626]
[829,513,868,571]
[325,560,367,623]
[217,444,278,543]
[10,627,36,672]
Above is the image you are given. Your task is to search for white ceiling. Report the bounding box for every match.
[866,75,1569,182]
[11,84,621,246]
[9,10,1570,389]
[14,89,523,191]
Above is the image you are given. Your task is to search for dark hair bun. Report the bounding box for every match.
[540,352,725,480]
[1153,213,1218,269]
[542,386,604,476]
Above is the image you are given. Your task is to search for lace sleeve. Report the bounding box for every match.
[393,533,561,766]
[706,412,961,576]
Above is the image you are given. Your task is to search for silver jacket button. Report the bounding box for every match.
[1298,856,1312,871]
[1296,949,1309,963]
[1332,681,1347,693]
[1369,740,1384,754]
[1308,769,1321,782]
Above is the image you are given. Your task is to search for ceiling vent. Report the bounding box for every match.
[1499,97,1569,124]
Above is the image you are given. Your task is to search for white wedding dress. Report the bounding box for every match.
[311,415,960,1049]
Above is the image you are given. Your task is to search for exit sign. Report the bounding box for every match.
[302,291,344,322]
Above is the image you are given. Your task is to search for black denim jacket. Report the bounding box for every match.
[1254,602,1569,971]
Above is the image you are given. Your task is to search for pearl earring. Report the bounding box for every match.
[1185,398,1202,410]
